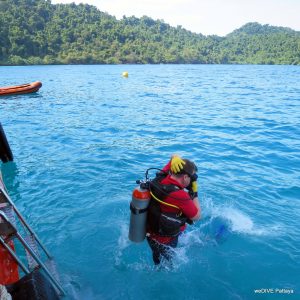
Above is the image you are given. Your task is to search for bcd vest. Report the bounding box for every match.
[146,173,192,237]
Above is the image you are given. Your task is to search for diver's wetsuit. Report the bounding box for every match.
[146,162,198,264]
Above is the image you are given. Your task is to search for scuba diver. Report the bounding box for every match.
[146,155,201,265]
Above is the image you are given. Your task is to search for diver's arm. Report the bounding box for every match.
[189,175,201,220]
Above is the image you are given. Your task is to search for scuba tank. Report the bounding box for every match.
[128,168,194,242]
[128,182,151,243]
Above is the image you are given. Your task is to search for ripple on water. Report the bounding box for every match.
[1,64,299,299]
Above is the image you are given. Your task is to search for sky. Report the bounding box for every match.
[51,0,300,36]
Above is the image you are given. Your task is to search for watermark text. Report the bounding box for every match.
[254,288,294,295]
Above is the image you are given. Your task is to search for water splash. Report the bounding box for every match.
[220,207,255,233]
[60,273,100,300]
[203,197,283,237]
[115,223,130,267]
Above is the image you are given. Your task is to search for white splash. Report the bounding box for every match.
[117,223,130,250]
[221,207,255,233]
[213,205,282,237]
[200,195,283,237]
[115,223,130,266]
[180,228,204,246]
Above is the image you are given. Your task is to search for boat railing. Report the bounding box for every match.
[0,184,66,297]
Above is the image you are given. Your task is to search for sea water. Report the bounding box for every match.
[0,64,299,300]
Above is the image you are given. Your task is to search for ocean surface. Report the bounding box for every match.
[0,64,299,300]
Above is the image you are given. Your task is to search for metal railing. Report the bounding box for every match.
[0,185,65,297]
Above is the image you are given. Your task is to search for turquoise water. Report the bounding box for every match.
[1,64,299,299]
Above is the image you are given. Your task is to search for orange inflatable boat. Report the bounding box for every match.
[0,81,42,96]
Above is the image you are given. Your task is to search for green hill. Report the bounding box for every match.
[0,0,299,65]
[220,22,300,64]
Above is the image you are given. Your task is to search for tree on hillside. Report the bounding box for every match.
[0,0,299,65]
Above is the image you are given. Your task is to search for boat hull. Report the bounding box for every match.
[0,81,42,96]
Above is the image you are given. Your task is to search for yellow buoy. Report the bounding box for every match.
[122,71,129,78]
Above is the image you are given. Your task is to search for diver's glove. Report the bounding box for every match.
[170,155,185,173]
[191,181,198,198]
[188,173,198,198]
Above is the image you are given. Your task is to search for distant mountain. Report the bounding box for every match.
[228,22,298,36]
[221,22,300,65]
[0,0,299,65]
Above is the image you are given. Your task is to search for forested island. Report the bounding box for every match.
[0,0,299,65]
